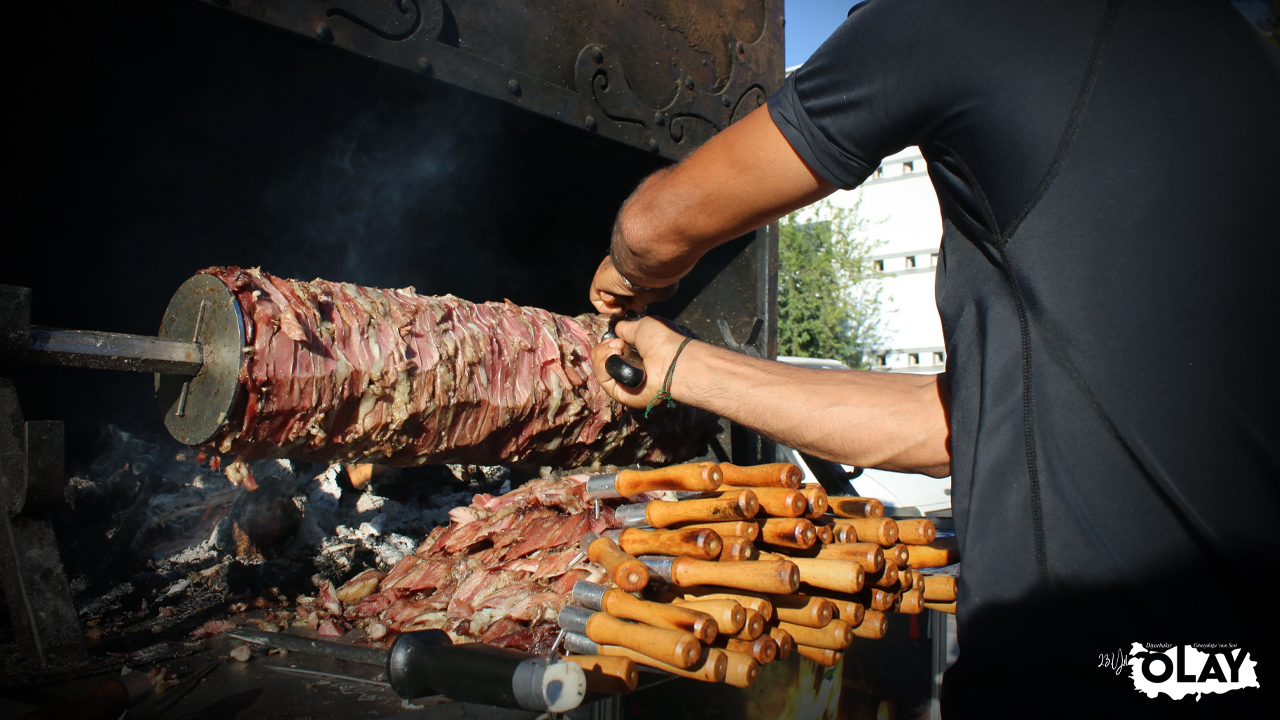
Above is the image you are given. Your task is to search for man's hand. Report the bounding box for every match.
[590,316,690,408]
[589,257,679,316]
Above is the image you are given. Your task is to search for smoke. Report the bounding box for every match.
[258,91,506,294]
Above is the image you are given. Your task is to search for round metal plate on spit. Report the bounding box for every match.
[155,274,244,446]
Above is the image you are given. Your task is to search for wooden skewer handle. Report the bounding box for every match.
[922,575,957,602]
[885,544,910,567]
[758,518,817,549]
[896,588,924,614]
[866,562,899,589]
[719,487,806,517]
[794,645,842,667]
[815,542,885,572]
[721,636,778,664]
[670,557,799,595]
[616,528,722,560]
[859,587,898,612]
[833,524,857,543]
[646,492,759,527]
[852,609,888,638]
[832,518,898,546]
[924,601,957,614]
[599,645,727,683]
[815,525,834,544]
[674,520,760,541]
[719,462,802,489]
[675,587,772,620]
[828,497,884,518]
[719,649,761,688]
[585,613,702,669]
[616,462,723,496]
[730,609,765,641]
[788,557,865,594]
[768,594,835,628]
[825,598,865,628]
[561,655,639,693]
[896,518,937,545]
[587,537,650,592]
[767,625,794,660]
[673,599,746,635]
[905,538,959,568]
[778,619,854,650]
[801,487,829,518]
[718,536,758,562]
[600,588,719,643]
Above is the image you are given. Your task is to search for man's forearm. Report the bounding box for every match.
[671,341,952,477]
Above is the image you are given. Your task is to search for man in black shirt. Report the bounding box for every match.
[587,0,1278,715]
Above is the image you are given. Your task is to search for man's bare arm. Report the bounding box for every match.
[592,105,836,313]
[592,319,952,477]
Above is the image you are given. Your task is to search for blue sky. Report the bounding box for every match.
[785,0,866,68]
[785,1,1272,68]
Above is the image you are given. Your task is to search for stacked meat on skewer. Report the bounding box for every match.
[310,460,957,692]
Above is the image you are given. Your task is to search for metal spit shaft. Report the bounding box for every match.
[26,327,202,375]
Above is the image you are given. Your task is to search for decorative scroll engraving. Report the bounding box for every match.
[326,0,427,41]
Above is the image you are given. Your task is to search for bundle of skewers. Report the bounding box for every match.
[556,460,959,691]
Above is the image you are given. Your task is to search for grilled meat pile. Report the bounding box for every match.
[295,475,616,653]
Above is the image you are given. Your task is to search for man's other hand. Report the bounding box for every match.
[589,256,678,315]
[590,316,690,408]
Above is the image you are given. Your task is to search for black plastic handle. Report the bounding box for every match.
[600,329,645,388]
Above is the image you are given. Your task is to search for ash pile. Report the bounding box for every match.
[4,424,514,678]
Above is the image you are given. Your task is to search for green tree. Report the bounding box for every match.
[777,198,885,369]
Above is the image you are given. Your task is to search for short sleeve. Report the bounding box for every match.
[768,0,959,190]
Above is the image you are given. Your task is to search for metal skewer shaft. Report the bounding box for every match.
[26,326,203,375]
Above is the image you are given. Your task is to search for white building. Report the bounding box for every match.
[828,146,946,374]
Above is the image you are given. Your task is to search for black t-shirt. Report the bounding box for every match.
[771,0,1279,715]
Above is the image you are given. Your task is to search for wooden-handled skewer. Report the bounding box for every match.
[768,625,794,659]
[719,487,807,517]
[642,556,799,595]
[564,634,728,683]
[795,645,842,667]
[717,635,778,664]
[768,594,835,628]
[924,601,957,614]
[581,533,649,592]
[673,520,760,542]
[800,486,828,518]
[672,599,746,635]
[885,544,910,567]
[640,489,757,525]
[718,536,758,561]
[851,609,888,638]
[557,607,702,669]
[831,518,898,546]
[825,597,865,628]
[832,524,857,543]
[896,518,936,545]
[573,581,719,643]
[781,556,865,594]
[719,649,761,688]
[828,497,884,518]
[866,562,899,589]
[922,575,957,602]
[560,655,639,694]
[858,587,898,612]
[815,542,885,572]
[672,587,773,621]
[586,462,723,499]
[777,619,854,650]
[719,462,803,489]
[814,524,835,544]
[905,538,958,568]
[896,588,924,614]
[608,527,722,560]
[758,518,817,549]
[729,609,766,641]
